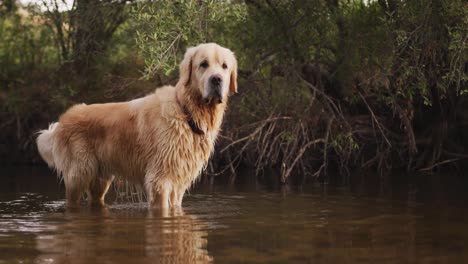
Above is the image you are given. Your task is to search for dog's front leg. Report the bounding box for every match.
[172,186,186,207]
[159,188,170,209]
[146,179,171,209]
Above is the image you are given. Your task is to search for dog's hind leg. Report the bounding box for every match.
[88,175,115,206]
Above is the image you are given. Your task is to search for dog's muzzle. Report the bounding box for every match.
[204,75,223,104]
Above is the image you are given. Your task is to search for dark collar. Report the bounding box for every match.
[176,92,205,137]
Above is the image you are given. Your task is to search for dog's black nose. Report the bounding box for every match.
[210,75,222,86]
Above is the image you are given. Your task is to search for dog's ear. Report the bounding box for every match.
[177,46,197,87]
[229,54,238,95]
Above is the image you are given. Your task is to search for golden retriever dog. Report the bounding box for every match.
[36,43,237,208]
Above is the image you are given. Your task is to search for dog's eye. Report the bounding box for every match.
[222,63,228,69]
[200,61,209,68]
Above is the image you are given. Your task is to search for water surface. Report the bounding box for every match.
[1,167,468,263]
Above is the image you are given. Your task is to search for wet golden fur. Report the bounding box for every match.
[36,43,237,208]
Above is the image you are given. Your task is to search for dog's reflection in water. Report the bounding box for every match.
[35,206,212,263]
[146,208,212,263]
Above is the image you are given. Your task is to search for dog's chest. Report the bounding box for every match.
[178,132,214,164]
[157,124,216,183]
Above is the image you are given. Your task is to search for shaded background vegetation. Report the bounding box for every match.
[0,0,467,185]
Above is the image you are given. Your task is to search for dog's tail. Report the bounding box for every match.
[36,122,60,168]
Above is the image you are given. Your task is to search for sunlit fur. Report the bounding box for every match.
[36,43,238,208]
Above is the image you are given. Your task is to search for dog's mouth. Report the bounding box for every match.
[203,91,223,105]
[204,97,222,105]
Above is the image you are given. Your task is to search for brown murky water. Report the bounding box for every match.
[1,167,468,263]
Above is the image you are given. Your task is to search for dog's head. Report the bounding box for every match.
[177,43,237,105]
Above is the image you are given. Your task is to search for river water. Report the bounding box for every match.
[1,167,468,263]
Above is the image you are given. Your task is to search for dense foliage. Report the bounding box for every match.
[1,0,467,183]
